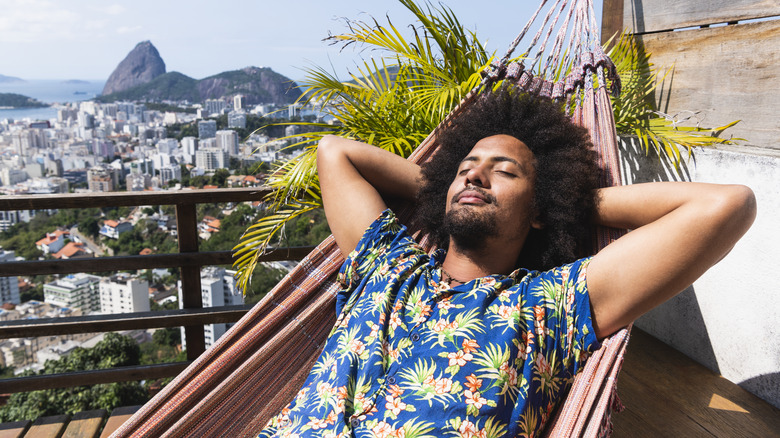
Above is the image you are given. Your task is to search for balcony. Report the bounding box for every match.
[0,188,312,393]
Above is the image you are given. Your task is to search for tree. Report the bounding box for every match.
[152,327,181,347]
[80,216,99,239]
[0,333,148,421]
[209,168,231,187]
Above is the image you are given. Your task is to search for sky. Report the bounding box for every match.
[0,0,602,82]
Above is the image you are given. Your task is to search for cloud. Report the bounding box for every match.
[0,0,81,42]
[103,4,125,15]
[117,25,142,35]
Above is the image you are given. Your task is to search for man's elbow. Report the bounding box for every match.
[727,184,757,229]
[712,184,757,239]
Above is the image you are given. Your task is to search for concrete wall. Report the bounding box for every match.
[619,138,780,409]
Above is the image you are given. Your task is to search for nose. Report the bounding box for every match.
[465,164,489,188]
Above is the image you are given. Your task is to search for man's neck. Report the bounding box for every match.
[440,237,524,282]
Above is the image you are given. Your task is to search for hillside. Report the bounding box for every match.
[0,93,48,108]
[98,67,301,106]
[0,74,24,83]
[97,72,199,103]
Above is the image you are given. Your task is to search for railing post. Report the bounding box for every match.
[176,202,205,360]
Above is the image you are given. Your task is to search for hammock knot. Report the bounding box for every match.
[505,61,524,80]
[482,59,506,81]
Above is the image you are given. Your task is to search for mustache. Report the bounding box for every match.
[451,185,497,204]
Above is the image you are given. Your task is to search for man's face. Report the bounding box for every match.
[443,134,539,250]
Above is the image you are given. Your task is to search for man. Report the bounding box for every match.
[259,87,755,437]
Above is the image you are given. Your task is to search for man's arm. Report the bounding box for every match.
[317,135,422,256]
[587,182,756,339]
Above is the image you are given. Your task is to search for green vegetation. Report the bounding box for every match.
[95,67,301,106]
[0,208,101,261]
[0,93,48,108]
[0,333,149,422]
[144,102,197,114]
[97,72,200,103]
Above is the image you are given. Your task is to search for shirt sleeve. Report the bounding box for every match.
[536,257,601,376]
[334,209,422,316]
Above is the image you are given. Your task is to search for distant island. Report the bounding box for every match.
[63,79,91,85]
[0,93,49,108]
[0,74,24,83]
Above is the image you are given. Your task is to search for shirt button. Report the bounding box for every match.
[410,333,420,342]
[387,376,396,384]
[350,417,361,427]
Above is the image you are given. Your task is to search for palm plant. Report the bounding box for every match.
[607,32,739,165]
[232,0,737,292]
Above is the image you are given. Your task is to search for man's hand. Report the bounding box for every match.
[317,135,422,257]
[587,182,756,338]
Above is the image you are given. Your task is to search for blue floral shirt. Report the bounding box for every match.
[259,209,599,437]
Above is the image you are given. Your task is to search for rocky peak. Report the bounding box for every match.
[102,41,166,95]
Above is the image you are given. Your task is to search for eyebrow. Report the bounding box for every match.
[460,155,530,175]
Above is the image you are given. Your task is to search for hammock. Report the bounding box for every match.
[112,1,629,436]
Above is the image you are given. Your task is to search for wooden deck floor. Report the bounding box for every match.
[1,329,778,437]
[612,328,780,437]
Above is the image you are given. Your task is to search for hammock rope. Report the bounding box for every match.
[111,1,630,436]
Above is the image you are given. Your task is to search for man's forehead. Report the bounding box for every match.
[463,135,534,163]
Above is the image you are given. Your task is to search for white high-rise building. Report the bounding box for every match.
[195,148,228,171]
[0,250,20,305]
[159,165,182,186]
[179,267,243,349]
[204,99,226,116]
[44,274,101,312]
[233,94,245,111]
[99,274,150,314]
[228,111,246,129]
[157,138,178,155]
[216,130,239,156]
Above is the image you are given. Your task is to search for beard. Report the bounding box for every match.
[442,206,499,251]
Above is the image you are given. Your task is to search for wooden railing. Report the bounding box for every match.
[0,188,313,394]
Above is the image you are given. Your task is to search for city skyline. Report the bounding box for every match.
[0,0,602,82]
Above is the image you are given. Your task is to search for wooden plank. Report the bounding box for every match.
[612,328,780,437]
[0,246,312,278]
[602,0,625,46]
[0,421,30,438]
[26,415,69,438]
[0,362,189,394]
[0,305,251,339]
[176,202,205,360]
[638,20,780,151]
[62,410,106,438]
[0,187,268,211]
[622,0,780,33]
[99,406,141,438]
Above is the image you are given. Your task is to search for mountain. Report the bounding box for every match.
[102,41,166,95]
[0,93,48,108]
[197,67,300,105]
[98,72,199,102]
[98,67,301,106]
[0,74,24,83]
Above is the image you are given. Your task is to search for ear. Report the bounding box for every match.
[530,217,545,230]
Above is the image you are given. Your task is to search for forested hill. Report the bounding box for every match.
[97,67,301,105]
[0,93,48,108]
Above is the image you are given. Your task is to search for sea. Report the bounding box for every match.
[0,80,106,122]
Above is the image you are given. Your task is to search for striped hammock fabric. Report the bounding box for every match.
[111,1,631,436]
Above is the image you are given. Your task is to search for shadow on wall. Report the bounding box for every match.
[618,137,721,374]
[740,373,780,411]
